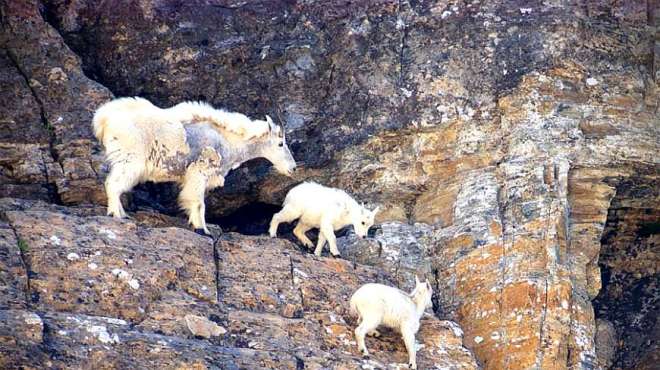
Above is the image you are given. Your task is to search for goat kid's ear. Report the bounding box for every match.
[372,206,380,216]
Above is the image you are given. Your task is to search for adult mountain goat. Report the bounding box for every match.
[269,182,378,257]
[93,97,296,235]
[350,277,433,369]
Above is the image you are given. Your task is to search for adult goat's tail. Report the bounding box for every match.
[92,97,154,144]
[92,107,109,143]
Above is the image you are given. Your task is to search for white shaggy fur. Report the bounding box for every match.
[94,98,268,145]
[93,97,296,234]
[167,101,269,143]
[349,277,433,369]
[268,182,378,257]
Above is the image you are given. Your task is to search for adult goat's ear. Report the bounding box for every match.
[415,275,421,286]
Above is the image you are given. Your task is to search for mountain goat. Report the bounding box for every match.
[93,97,296,235]
[268,182,378,257]
[349,277,433,369]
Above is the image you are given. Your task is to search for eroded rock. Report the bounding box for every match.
[185,314,227,339]
[0,202,478,369]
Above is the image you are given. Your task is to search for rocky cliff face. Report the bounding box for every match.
[1,0,658,369]
[0,198,479,369]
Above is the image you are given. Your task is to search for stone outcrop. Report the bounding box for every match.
[0,0,112,205]
[0,0,658,369]
[0,199,478,369]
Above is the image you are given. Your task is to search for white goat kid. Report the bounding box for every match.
[349,277,433,369]
[268,182,378,257]
[93,97,296,235]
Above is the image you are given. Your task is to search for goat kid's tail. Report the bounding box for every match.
[349,298,360,319]
[92,98,126,144]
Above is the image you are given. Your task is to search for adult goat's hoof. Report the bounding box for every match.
[194,228,211,237]
[331,253,341,259]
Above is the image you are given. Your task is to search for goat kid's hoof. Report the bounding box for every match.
[331,253,341,259]
[361,353,370,360]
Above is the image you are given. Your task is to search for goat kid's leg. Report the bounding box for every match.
[268,205,299,237]
[105,163,142,218]
[320,221,340,257]
[355,318,380,358]
[313,232,327,257]
[293,222,313,248]
[401,326,418,369]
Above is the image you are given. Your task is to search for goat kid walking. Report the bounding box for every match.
[269,182,378,257]
[350,277,433,369]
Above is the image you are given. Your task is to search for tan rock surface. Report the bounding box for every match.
[0,201,479,369]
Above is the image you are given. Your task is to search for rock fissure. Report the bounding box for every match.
[4,50,60,168]
[537,195,556,367]
[396,0,410,87]
[213,239,221,304]
[7,222,31,309]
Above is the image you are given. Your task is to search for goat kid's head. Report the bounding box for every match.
[352,205,379,239]
[411,275,433,309]
[261,115,296,176]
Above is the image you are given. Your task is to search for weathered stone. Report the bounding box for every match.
[0,222,27,309]
[0,204,478,369]
[2,310,301,370]
[185,314,227,339]
[0,49,59,202]
[0,309,43,344]
[4,210,216,322]
[0,0,113,204]
[338,221,435,289]
[594,318,617,369]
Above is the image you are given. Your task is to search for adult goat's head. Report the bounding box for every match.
[260,115,296,176]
